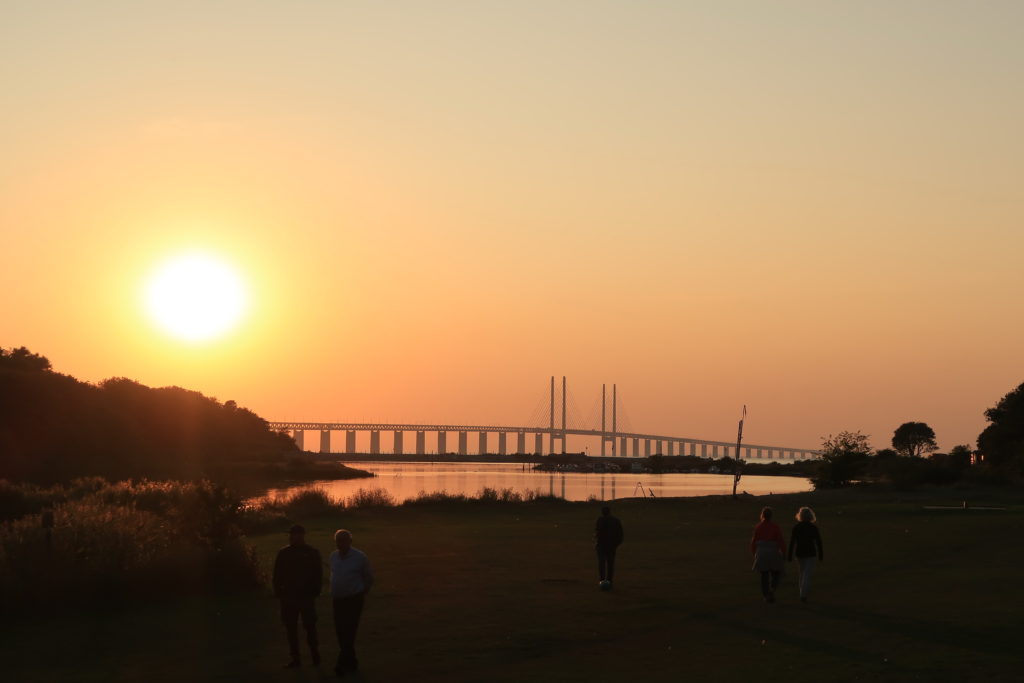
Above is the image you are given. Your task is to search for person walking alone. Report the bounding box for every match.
[329,529,374,677]
[273,524,323,668]
[750,507,785,603]
[595,506,624,589]
[788,506,824,603]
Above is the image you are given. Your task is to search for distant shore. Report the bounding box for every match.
[314,452,815,478]
[208,458,374,494]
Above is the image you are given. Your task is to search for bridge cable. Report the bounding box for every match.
[525,386,551,429]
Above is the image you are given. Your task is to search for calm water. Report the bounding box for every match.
[263,462,812,503]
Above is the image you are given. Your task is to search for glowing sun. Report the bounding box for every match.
[144,252,248,342]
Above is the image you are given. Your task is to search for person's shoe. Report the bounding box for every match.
[283,659,301,668]
[312,651,321,666]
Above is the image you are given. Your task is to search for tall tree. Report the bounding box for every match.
[891,422,938,458]
[977,382,1024,476]
[812,430,873,488]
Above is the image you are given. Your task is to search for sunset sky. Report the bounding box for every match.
[3,1,1022,451]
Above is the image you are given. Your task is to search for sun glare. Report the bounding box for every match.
[144,252,248,342]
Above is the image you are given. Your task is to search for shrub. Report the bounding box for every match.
[237,502,288,535]
[524,492,565,503]
[477,487,527,503]
[347,488,397,508]
[277,487,343,519]
[404,490,470,505]
[0,480,60,521]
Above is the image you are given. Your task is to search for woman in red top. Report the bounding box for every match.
[750,506,785,602]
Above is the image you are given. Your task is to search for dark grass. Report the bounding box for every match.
[3,487,1023,683]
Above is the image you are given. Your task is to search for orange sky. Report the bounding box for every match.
[3,2,1023,451]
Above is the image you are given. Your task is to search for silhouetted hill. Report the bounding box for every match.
[0,347,297,483]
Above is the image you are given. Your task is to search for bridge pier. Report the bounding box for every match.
[534,433,543,455]
[620,436,627,456]
[478,432,487,455]
[757,448,763,459]
[516,431,525,454]
[319,430,330,453]
[346,431,356,454]
[644,439,651,456]
[549,432,566,455]
[416,431,425,455]
[666,441,673,456]
[292,430,304,451]
[458,431,467,456]
[632,438,640,457]
[370,430,380,455]
[437,431,447,455]
[498,432,507,455]
[393,431,403,456]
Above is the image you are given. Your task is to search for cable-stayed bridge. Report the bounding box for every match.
[270,377,820,461]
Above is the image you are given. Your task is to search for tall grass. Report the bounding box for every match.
[0,479,264,611]
[243,485,566,522]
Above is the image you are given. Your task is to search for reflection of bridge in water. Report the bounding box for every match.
[270,377,820,461]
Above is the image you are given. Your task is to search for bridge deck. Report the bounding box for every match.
[268,422,819,456]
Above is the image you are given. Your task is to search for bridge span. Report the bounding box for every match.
[269,422,819,462]
[271,377,820,461]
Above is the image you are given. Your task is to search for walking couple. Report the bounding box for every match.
[273,525,374,677]
[750,506,824,603]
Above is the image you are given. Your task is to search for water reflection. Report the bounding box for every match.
[262,462,812,503]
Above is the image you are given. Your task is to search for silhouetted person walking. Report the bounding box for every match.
[595,506,624,588]
[788,506,824,603]
[273,524,323,668]
[330,529,374,677]
[750,506,785,602]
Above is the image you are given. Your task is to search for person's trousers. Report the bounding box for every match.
[760,571,780,597]
[596,545,617,581]
[280,599,318,661]
[333,593,365,671]
[797,556,816,598]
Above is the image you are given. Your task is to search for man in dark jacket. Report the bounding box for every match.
[594,506,624,588]
[273,524,323,668]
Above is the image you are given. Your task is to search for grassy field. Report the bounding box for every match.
[3,487,1023,683]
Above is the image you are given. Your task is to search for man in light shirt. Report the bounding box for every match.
[330,529,374,677]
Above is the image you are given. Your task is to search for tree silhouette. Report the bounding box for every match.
[891,422,938,458]
[0,346,51,372]
[1,347,298,483]
[812,431,872,488]
[977,382,1024,476]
